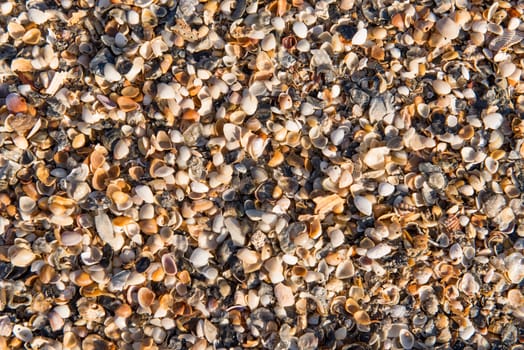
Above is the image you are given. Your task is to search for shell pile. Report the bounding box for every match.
[1,0,524,349]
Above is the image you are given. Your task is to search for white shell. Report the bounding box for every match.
[399,330,415,349]
[240,90,258,115]
[261,34,276,51]
[13,325,33,342]
[190,248,211,268]
[363,147,389,169]
[274,283,294,307]
[136,185,155,203]
[157,83,176,99]
[330,128,345,146]
[366,243,392,259]
[335,260,355,279]
[352,28,367,45]
[354,196,373,216]
[498,61,516,78]
[8,247,36,267]
[61,230,83,246]
[378,182,395,197]
[104,63,121,82]
[292,22,308,39]
[432,79,451,95]
[436,17,460,39]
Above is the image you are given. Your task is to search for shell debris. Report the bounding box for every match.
[0,0,523,349]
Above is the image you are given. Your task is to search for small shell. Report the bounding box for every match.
[8,246,36,267]
[190,248,211,268]
[104,63,121,82]
[274,283,294,307]
[399,330,415,349]
[366,243,392,259]
[354,196,373,216]
[22,28,41,45]
[436,17,460,39]
[335,260,355,279]
[354,310,371,325]
[13,325,33,342]
[292,22,308,39]
[5,93,28,113]
[352,28,367,45]
[161,254,177,275]
[137,287,155,308]
[60,230,83,246]
[432,80,451,95]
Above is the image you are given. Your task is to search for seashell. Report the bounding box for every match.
[354,310,371,325]
[117,96,139,112]
[483,113,503,129]
[28,8,48,24]
[5,93,28,113]
[104,63,121,82]
[432,80,451,95]
[22,28,41,45]
[157,83,176,99]
[8,246,35,267]
[48,310,64,332]
[378,182,395,196]
[237,248,259,265]
[330,128,345,146]
[352,28,367,45]
[399,330,415,349]
[7,22,25,39]
[292,22,308,39]
[240,90,258,116]
[13,325,33,342]
[499,61,516,78]
[161,254,177,275]
[19,196,36,213]
[274,283,294,307]
[113,139,129,160]
[363,147,389,169]
[135,185,155,203]
[11,58,33,72]
[261,34,276,51]
[60,230,83,246]
[459,272,480,296]
[354,196,373,216]
[137,287,155,308]
[335,260,355,279]
[95,212,124,251]
[436,17,460,39]
[190,248,211,268]
[264,257,284,283]
[366,243,392,259]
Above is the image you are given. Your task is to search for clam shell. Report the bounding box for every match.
[436,17,460,39]
[354,195,373,216]
[274,283,294,307]
[60,230,83,246]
